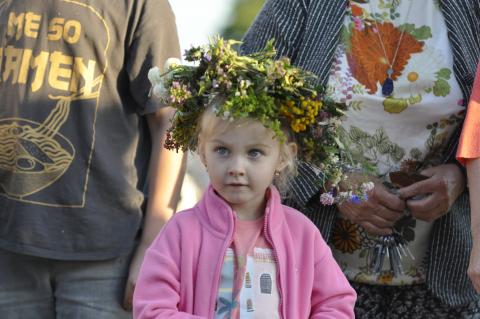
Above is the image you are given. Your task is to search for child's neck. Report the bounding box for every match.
[235,208,265,221]
[233,200,266,221]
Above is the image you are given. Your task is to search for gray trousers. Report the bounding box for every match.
[0,248,132,319]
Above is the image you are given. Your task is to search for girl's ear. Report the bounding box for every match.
[276,142,297,172]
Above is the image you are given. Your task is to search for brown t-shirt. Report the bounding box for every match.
[0,0,180,260]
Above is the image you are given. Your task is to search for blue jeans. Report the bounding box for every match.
[0,248,132,319]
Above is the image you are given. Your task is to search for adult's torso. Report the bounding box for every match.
[327,0,463,285]
[0,0,165,260]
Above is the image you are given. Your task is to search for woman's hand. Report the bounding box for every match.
[397,164,465,222]
[123,243,149,311]
[468,240,480,293]
[337,183,405,235]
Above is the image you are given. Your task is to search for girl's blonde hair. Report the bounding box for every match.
[197,98,297,196]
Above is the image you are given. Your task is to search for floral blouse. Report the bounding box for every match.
[327,0,464,285]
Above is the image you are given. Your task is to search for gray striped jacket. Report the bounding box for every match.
[241,0,480,306]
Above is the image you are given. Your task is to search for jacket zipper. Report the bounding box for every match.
[264,209,284,319]
[209,214,236,317]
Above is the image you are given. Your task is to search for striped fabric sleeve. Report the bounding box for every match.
[439,0,480,169]
[240,0,308,60]
[457,62,480,165]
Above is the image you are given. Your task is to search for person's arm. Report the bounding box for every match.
[121,0,183,309]
[133,219,205,319]
[310,233,356,318]
[123,106,186,310]
[143,107,186,245]
[459,62,480,292]
[467,158,480,293]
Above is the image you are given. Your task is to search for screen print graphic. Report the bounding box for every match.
[0,0,110,207]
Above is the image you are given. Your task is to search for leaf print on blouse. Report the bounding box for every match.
[383,94,422,113]
[332,219,362,253]
[347,22,424,95]
[347,126,406,168]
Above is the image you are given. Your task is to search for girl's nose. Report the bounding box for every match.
[228,158,246,176]
[228,169,245,177]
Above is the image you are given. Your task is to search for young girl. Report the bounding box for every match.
[457,62,480,294]
[133,39,356,318]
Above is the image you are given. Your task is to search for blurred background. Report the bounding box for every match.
[167,0,265,210]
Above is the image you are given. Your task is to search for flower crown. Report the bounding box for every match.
[149,37,374,204]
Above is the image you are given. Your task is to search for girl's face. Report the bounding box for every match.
[200,121,285,220]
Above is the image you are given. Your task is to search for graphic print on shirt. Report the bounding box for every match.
[215,248,279,319]
[0,1,109,207]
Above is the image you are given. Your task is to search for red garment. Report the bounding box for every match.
[457,63,480,164]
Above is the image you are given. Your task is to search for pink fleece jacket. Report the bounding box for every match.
[133,186,356,318]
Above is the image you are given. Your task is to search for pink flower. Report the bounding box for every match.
[320,192,335,206]
[353,17,363,31]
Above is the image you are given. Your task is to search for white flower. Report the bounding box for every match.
[148,66,163,86]
[152,82,167,98]
[361,182,375,193]
[164,57,181,72]
[330,155,339,164]
[338,191,351,202]
[395,47,445,96]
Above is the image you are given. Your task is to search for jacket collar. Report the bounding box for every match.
[195,185,285,239]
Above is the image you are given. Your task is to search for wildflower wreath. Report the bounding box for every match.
[148,37,374,204]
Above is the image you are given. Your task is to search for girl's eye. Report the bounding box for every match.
[248,149,263,158]
[214,146,229,156]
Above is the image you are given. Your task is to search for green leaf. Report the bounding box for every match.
[399,23,415,34]
[410,148,422,160]
[391,145,406,162]
[373,128,389,145]
[341,25,352,53]
[399,24,432,40]
[377,141,391,155]
[435,68,451,80]
[349,126,368,142]
[410,26,432,40]
[432,79,451,97]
